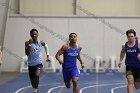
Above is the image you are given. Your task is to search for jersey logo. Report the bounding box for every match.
[68,51,78,56]
[127,49,136,53]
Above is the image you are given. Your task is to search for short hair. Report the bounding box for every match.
[126,29,136,36]
[69,33,77,38]
[30,29,38,35]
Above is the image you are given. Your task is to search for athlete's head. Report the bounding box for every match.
[126,29,136,43]
[30,29,38,40]
[69,33,77,43]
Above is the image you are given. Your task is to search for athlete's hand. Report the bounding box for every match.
[59,60,64,64]
[118,62,122,68]
[81,63,85,69]
[28,38,33,44]
[137,53,140,60]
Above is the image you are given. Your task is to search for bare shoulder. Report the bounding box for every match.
[122,44,125,48]
[41,40,45,43]
[78,45,82,51]
[138,41,140,44]
[138,41,140,47]
[61,44,68,50]
[25,41,29,45]
[41,40,45,46]
[121,42,125,48]
[25,41,28,43]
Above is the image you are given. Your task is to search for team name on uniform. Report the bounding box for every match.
[127,49,137,53]
[68,52,78,56]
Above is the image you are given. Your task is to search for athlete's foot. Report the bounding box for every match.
[33,88,38,93]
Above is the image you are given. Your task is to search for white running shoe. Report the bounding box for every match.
[33,89,38,93]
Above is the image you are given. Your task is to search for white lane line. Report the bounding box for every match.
[46,85,65,93]
[79,83,125,93]
[14,86,31,93]
[14,73,56,93]
[14,78,125,93]
[14,83,61,93]
[111,85,126,93]
[46,82,108,93]
[47,82,126,93]
[15,81,104,93]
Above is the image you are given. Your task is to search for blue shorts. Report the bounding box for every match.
[62,67,79,83]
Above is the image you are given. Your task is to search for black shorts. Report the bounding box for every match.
[126,65,140,82]
[28,63,43,80]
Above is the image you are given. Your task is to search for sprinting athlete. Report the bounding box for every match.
[25,29,50,93]
[118,29,140,93]
[55,33,85,93]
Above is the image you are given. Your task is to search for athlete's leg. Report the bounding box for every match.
[127,74,134,93]
[72,67,79,93]
[33,64,43,90]
[28,66,36,88]
[28,66,38,93]
[126,66,134,93]
[34,68,41,89]
[134,67,140,89]
[72,76,78,93]
[65,82,71,88]
[62,68,72,88]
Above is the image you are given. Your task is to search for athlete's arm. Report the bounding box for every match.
[55,44,67,64]
[118,45,125,68]
[41,41,50,61]
[138,41,140,51]
[77,46,85,69]
[137,41,140,60]
[25,39,32,56]
[25,41,30,56]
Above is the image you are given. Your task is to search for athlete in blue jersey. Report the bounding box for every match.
[25,29,50,93]
[55,33,85,93]
[118,29,140,93]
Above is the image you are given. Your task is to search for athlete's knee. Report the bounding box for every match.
[35,74,40,78]
[72,79,78,86]
[35,69,40,77]
[127,76,134,85]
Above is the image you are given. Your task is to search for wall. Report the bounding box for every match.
[1,16,140,72]
[0,0,9,47]
[10,0,140,16]
[10,0,19,14]
[78,0,140,16]
[19,0,74,16]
